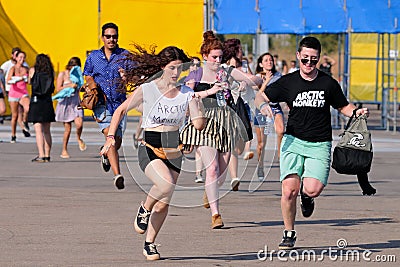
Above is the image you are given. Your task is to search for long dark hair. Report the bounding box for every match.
[34,54,54,76]
[255,52,277,74]
[222,38,242,67]
[122,45,190,92]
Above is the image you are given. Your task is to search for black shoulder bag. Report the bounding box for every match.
[331,110,373,175]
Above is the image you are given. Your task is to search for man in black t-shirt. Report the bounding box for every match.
[255,37,369,250]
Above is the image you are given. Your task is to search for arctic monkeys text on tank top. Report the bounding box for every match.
[265,71,349,142]
[141,81,194,128]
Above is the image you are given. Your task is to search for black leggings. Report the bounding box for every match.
[356,173,376,195]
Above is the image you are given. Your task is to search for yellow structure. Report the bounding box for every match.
[1,0,204,115]
[350,33,400,103]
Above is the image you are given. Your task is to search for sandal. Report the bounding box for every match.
[78,140,87,151]
[243,151,254,160]
[31,156,46,163]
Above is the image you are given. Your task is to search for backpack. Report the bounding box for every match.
[331,112,373,175]
[31,72,55,96]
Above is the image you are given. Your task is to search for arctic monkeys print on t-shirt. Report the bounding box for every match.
[265,71,349,142]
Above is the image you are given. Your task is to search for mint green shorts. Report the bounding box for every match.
[280,135,332,186]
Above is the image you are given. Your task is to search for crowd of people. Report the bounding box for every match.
[0,47,86,161]
[0,23,377,260]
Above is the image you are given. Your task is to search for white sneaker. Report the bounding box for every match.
[195,175,204,183]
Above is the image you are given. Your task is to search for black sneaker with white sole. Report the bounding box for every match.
[100,146,111,172]
[22,128,31,137]
[134,203,151,234]
[113,174,124,190]
[24,121,30,131]
[143,242,160,260]
[300,183,315,218]
[195,174,204,183]
[278,230,297,250]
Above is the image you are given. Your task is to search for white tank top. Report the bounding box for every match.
[141,80,194,129]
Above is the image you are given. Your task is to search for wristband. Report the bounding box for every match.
[259,102,268,110]
[106,135,115,139]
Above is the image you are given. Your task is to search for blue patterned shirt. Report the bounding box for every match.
[83,46,128,114]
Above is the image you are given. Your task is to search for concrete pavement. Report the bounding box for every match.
[0,115,399,266]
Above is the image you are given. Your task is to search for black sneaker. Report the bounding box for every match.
[24,121,30,131]
[134,202,151,234]
[300,183,314,217]
[278,230,297,250]
[10,136,16,143]
[143,242,160,260]
[100,146,111,172]
[195,174,204,183]
[22,128,31,137]
[113,174,125,190]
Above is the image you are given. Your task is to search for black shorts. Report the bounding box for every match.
[138,130,183,174]
[0,92,4,99]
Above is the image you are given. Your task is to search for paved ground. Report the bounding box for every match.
[0,108,399,266]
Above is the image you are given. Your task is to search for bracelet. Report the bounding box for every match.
[259,102,268,110]
[106,135,115,139]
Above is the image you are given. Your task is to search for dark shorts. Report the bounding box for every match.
[0,92,4,99]
[138,130,183,174]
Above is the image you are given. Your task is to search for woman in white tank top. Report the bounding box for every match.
[101,45,205,260]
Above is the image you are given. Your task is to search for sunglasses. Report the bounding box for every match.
[300,58,318,65]
[191,63,200,67]
[103,34,118,39]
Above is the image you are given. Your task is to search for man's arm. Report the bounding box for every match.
[82,55,94,86]
[338,103,369,117]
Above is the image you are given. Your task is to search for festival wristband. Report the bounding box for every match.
[106,135,115,139]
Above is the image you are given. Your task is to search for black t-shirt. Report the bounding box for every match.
[265,70,348,142]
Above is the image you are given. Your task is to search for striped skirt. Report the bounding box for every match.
[180,105,249,153]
